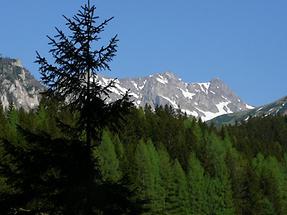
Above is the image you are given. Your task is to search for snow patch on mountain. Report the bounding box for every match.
[156,75,168,84]
[178,88,195,99]
[139,80,146,90]
[181,109,199,117]
[246,104,255,109]
[159,95,178,109]
[216,101,232,115]
[114,83,128,94]
[198,82,210,94]
[131,81,138,89]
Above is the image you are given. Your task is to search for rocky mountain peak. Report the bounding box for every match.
[97,71,253,121]
[0,57,43,110]
[210,77,223,82]
[160,71,179,79]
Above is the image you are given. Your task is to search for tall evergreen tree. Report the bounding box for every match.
[169,159,190,215]
[131,140,162,214]
[157,145,174,214]
[35,0,132,146]
[94,129,122,182]
[7,103,19,141]
[187,153,209,215]
[204,133,235,215]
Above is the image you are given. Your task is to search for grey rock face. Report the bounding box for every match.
[0,57,43,110]
[96,71,253,121]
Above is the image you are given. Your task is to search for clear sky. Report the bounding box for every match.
[0,0,286,106]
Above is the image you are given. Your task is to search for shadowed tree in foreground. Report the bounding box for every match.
[35,0,133,213]
[0,1,135,214]
[36,0,131,147]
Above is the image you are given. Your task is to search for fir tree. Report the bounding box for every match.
[132,140,162,214]
[187,153,209,215]
[157,145,174,213]
[35,0,132,147]
[94,129,122,182]
[204,133,235,215]
[169,159,190,215]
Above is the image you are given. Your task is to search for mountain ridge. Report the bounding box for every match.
[0,57,253,120]
[97,71,253,121]
[210,96,287,125]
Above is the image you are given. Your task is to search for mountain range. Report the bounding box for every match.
[5,56,286,122]
[96,72,253,121]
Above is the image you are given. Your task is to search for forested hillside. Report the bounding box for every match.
[1,101,287,214]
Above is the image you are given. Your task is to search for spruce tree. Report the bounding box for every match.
[157,145,174,213]
[94,129,122,182]
[187,153,209,215]
[132,140,162,214]
[36,0,132,147]
[204,133,235,215]
[169,159,190,215]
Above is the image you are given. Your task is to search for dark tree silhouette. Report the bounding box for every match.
[36,0,131,147]
[0,1,135,214]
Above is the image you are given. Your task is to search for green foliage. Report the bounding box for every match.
[1,96,287,214]
[169,159,190,215]
[187,153,209,215]
[94,129,122,182]
[156,146,174,213]
[203,134,235,215]
[7,103,19,140]
[251,154,287,215]
[131,139,162,214]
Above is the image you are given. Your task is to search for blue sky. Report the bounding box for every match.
[0,0,286,106]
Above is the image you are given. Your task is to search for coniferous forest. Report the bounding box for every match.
[1,103,287,214]
[1,1,287,215]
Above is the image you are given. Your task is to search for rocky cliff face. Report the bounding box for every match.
[96,71,253,121]
[0,57,43,110]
